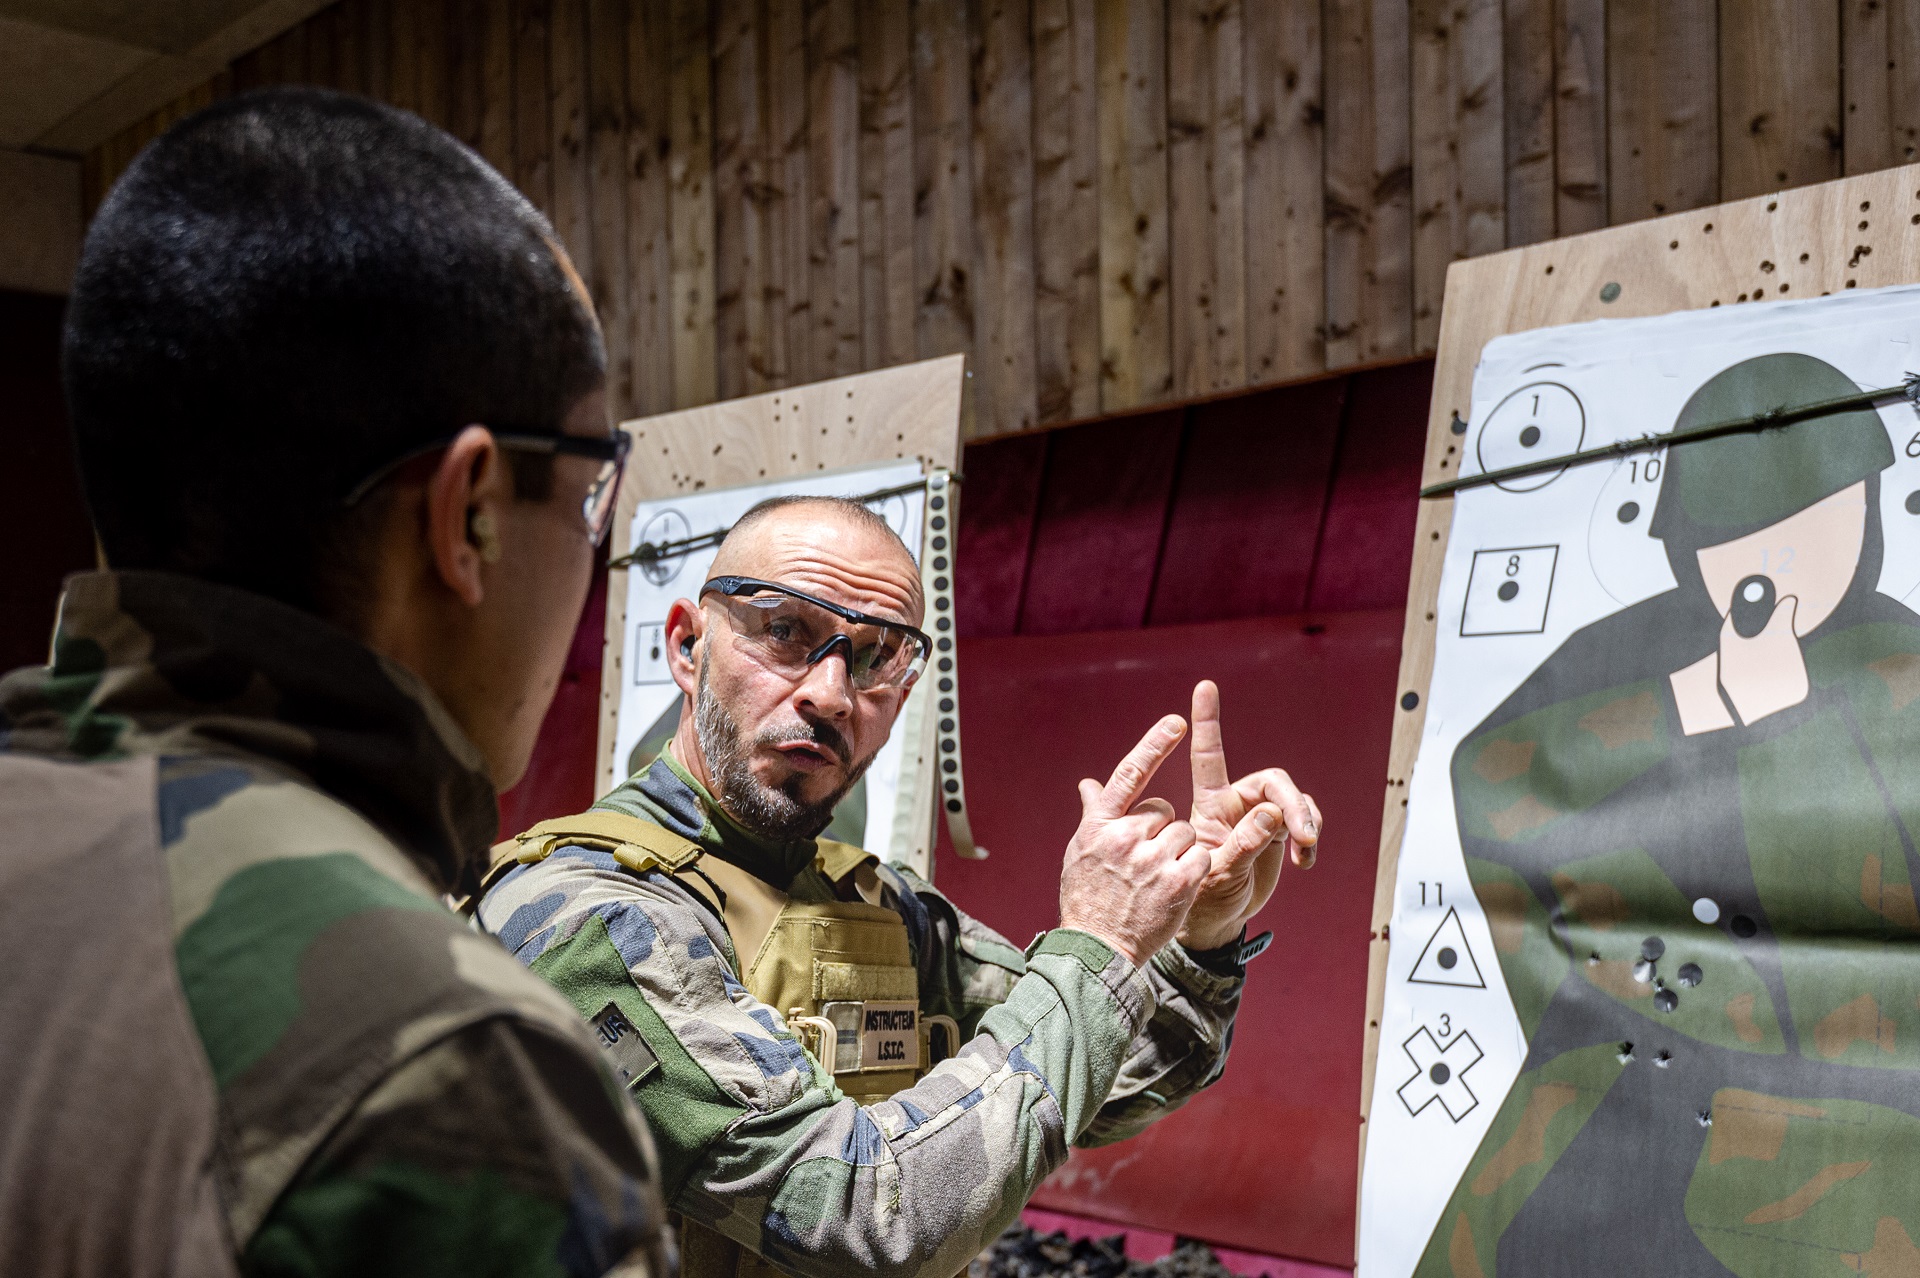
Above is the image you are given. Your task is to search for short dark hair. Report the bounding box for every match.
[64,86,604,620]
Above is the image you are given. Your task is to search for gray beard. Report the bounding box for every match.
[693,661,875,844]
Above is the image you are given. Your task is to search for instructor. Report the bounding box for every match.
[476,494,1321,1278]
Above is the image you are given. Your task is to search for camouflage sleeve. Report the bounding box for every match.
[479,851,1158,1278]
[242,1016,670,1278]
[882,864,1242,1149]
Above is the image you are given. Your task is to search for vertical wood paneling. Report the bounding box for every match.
[1721,0,1842,199]
[1607,0,1717,222]
[585,0,634,414]
[478,0,516,174]
[1243,0,1324,384]
[512,0,554,213]
[366,0,392,103]
[1410,0,1502,351]
[389,0,420,112]
[668,0,718,409]
[1555,0,1606,234]
[807,0,862,380]
[1324,0,1411,367]
[1503,0,1554,245]
[1168,0,1246,398]
[1896,2,1920,166]
[769,0,810,382]
[911,0,978,367]
[1030,0,1099,422]
[549,0,594,279]
[308,5,339,87]
[1844,0,1920,172]
[335,0,370,95]
[621,0,671,417]
[711,0,763,397]
[418,0,452,124]
[445,0,483,146]
[969,0,1040,436]
[857,0,916,370]
[1096,0,1171,410]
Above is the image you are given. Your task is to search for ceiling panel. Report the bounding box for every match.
[0,14,150,147]
[0,0,262,56]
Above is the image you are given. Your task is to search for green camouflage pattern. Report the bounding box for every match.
[0,571,669,1278]
[475,755,1241,1278]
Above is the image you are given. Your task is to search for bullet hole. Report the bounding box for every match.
[1450,413,1468,435]
[1600,282,1622,303]
[1697,1110,1713,1128]
[1588,951,1602,966]
[1641,936,1666,962]
[1732,914,1758,938]
[1633,959,1657,984]
[1520,425,1542,447]
[1693,897,1721,924]
[1678,963,1704,987]
[1669,240,1679,250]
[1617,1041,1636,1064]
[1498,581,1520,601]
[1906,490,1920,515]
[1655,988,1680,1012]
[1800,252,1810,262]
[1402,691,1420,711]
[1430,1062,1451,1085]
[1654,1050,1673,1068]
[1437,947,1458,970]
[1617,501,1641,523]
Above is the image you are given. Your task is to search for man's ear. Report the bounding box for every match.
[426,425,508,608]
[664,596,703,696]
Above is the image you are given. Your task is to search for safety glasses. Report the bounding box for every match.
[700,575,930,692]
[343,429,632,547]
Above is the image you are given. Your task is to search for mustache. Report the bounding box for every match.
[752,718,852,762]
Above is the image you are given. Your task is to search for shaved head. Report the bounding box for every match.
[709,497,924,624]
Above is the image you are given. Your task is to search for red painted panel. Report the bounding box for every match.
[1018,409,1183,634]
[934,610,1403,1267]
[497,567,608,838]
[956,431,1050,638]
[1147,378,1348,625]
[1307,360,1433,612]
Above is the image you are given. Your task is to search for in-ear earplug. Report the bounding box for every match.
[468,510,502,564]
[680,635,696,657]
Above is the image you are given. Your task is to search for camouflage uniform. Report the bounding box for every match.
[0,571,671,1278]
[1417,355,1920,1276]
[475,753,1244,1278]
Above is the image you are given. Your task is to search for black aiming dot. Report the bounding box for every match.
[946,798,962,812]
[1617,501,1640,523]
[936,617,951,631]
[1908,490,1920,516]
[932,535,947,550]
[937,636,952,651]
[938,677,953,692]
[941,736,956,753]
[935,596,949,612]
[931,515,947,530]
[1678,962,1703,987]
[1519,424,1542,448]
[933,556,948,571]
[1655,988,1679,1013]
[943,779,960,794]
[940,717,955,732]
[1401,691,1420,711]
[931,495,945,510]
[1641,936,1665,962]
[1429,1063,1451,1085]
[1436,947,1457,970]
[1497,581,1520,601]
[939,698,954,712]
[649,644,661,660]
[938,656,953,672]
[1731,914,1758,938]
[933,576,949,591]
[942,758,957,773]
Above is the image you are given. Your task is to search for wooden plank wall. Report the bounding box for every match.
[81,0,1920,439]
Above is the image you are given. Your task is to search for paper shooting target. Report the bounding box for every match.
[1474,381,1586,492]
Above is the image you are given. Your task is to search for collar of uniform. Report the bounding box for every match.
[597,750,819,889]
[0,570,497,897]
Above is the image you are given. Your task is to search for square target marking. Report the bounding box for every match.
[631,621,674,686]
[1461,545,1559,637]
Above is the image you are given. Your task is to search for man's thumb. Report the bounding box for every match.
[1077,778,1104,815]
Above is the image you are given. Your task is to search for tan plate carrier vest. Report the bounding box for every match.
[487,812,960,1278]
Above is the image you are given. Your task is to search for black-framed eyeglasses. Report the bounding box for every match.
[700,575,931,692]
[343,430,632,547]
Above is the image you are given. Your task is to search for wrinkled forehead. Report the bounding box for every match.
[710,505,923,625]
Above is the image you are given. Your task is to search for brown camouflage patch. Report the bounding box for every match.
[1473,739,1536,784]
[1861,855,1920,930]
[1448,1212,1487,1278]
[1582,959,1655,1001]
[1725,992,1766,1045]
[1868,653,1920,713]
[1551,872,1629,930]
[1708,1089,1829,1164]
[1576,691,1661,749]
[1488,796,1560,841]
[1844,1216,1920,1275]
[1470,1082,1578,1195]
[1474,882,1531,955]
[1815,994,1899,1058]
[1742,1161,1871,1225]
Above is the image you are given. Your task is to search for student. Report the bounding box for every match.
[0,87,666,1278]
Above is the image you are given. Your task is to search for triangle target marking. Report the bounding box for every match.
[1407,905,1486,988]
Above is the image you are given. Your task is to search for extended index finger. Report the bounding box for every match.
[1189,680,1231,800]
[1094,714,1188,819]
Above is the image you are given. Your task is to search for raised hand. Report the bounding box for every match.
[1057,714,1210,967]
[1177,680,1321,954]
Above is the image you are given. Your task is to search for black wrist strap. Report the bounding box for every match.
[1187,927,1272,978]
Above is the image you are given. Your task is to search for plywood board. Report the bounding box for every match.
[1357,160,1920,1247]
[596,353,965,792]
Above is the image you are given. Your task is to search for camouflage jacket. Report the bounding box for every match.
[0,571,670,1278]
[475,754,1243,1278]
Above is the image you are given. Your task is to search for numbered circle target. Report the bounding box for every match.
[635,509,693,586]
[1475,381,1586,492]
[1882,412,1920,605]
[1585,451,1676,607]
[866,492,912,541]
